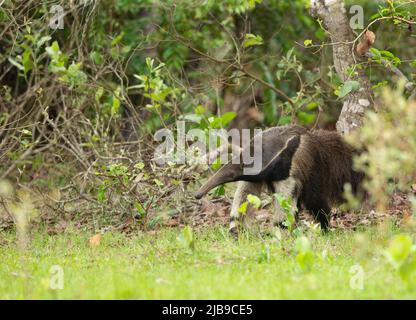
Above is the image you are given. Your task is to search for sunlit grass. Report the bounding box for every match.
[0,224,415,299]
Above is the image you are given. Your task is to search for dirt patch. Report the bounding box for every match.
[175,192,413,231]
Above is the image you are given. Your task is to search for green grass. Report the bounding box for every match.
[0,224,415,299]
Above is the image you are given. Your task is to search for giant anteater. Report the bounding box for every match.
[194,125,364,234]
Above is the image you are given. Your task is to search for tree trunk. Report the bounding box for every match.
[310,0,373,135]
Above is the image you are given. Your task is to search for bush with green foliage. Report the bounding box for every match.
[349,85,416,211]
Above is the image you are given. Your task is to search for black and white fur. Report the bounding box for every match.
[195,125,364,235]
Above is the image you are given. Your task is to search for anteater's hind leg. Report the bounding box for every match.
[230,181,264,238]
[308,199,331,231]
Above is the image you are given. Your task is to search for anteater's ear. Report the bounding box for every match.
[257,135,301,181]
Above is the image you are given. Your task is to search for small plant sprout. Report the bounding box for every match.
[238,194,262,216]
[134,162,145,171]
[295,236,314,271]
[257,244,271,263]
[243,33,264,48]
[274,228,282,245]
[238,201,248,215]
[247,194,262,209]
[7,190,38,250]
[177,226,195,251]
[384,234,416,283]
[274,193,298,234]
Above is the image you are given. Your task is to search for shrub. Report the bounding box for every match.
[349,85,416,212]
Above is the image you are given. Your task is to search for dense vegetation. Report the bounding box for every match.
[0,0,415,299]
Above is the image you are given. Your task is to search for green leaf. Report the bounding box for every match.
[134,162,145,170]
[154,179,164,187]
[220,112,237,126]
[385,234,413,268]
[90,51,103,65]
[208,116,222,129]
[97,183,108,202]
[305,102,319,110]
[177,226,194,251]
[46,41,61,57]
[372,81,388,91]
[398,255,416,282]
[22,49,33,74]
[295,236,314,271]
[194,105,206,115]
[111,32,125,46]
[338,80,361,98]
[8,57,24,71]
[303,39,313,47]
[243,33,263,48]
[183,114,203,123]
[278,115,292,125]
[211,157,222,170]
[247,194,261,209]
[111,96,120,115]
[297,111,316,125]
[51,41,60,52]
[145,57,154,71]
[274,194,296,231]
[248,0,263,9]
[95,87,104,103]
[296,251,314,271]
[134,202,146,217]
[37,36,51,48]
[257,244,271,263]
[238,201,248,214]
[213,184,225,196]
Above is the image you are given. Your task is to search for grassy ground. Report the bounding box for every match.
[0,223,415,299]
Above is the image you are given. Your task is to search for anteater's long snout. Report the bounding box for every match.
[194,191,204,200]
[194,165,238,200]
[194,178,219,199]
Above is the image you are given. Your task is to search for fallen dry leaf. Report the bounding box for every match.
[164,218,179,227]
[255,209,270,222]
[89,234,101,247]
[356,30,376,56]
[246,107,264,122]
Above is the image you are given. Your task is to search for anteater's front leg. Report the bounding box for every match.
[229,181,264,238]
